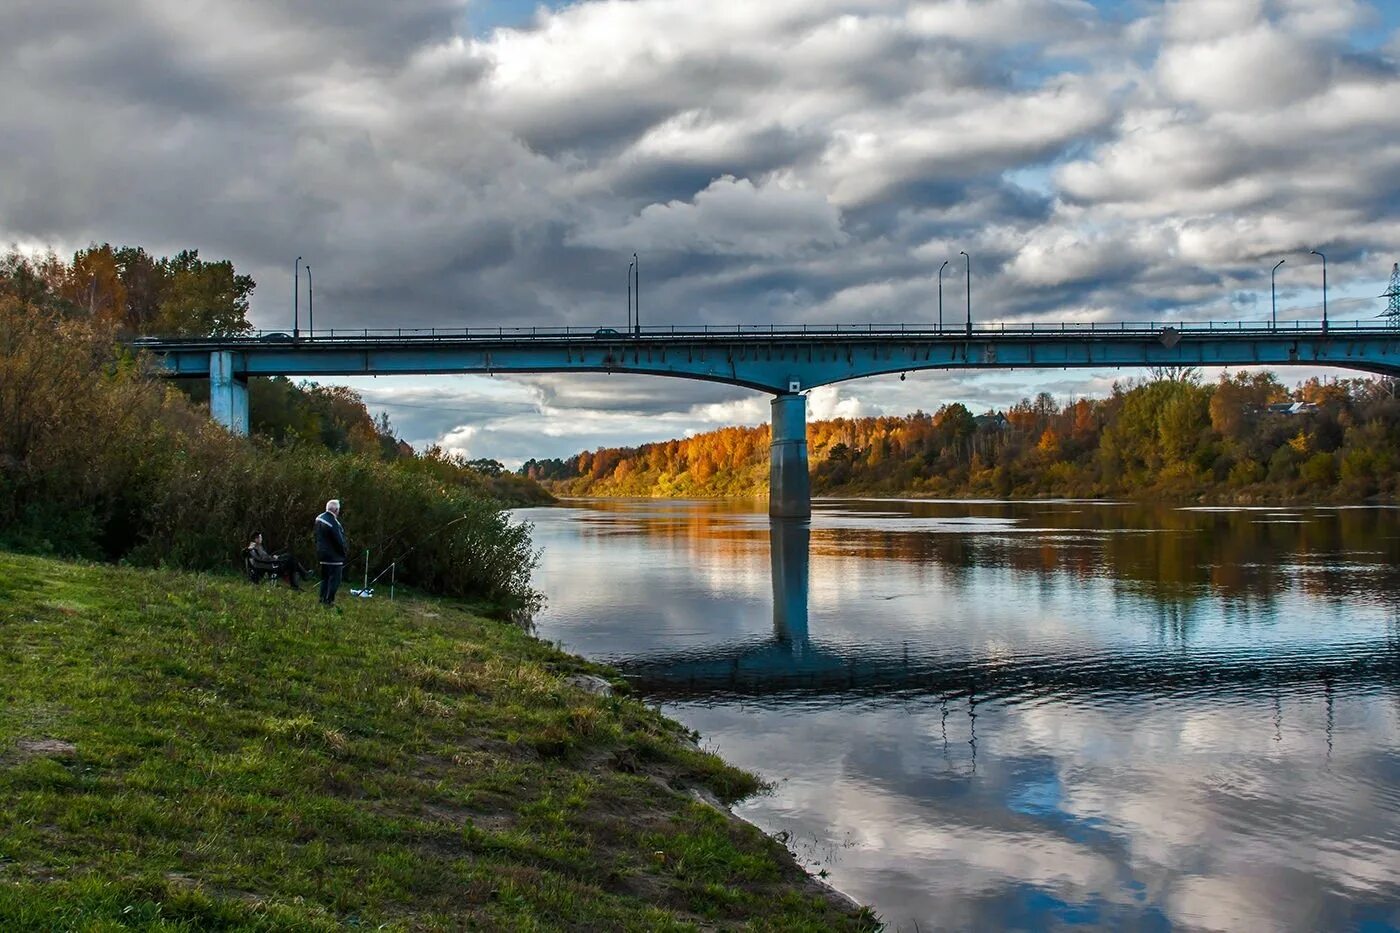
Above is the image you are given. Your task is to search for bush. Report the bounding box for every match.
[1227,458,1264,486]
[0,297,537,607]
[1266,445,1299,484]
[1299,452,1338,488]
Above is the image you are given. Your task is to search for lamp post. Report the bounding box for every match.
[960,251,971,336]
[938,259,949,331]
[627,257,634,332]
[1309,249,1327,333]
[1271,259,1284,329]
[633,252,640,336]
[293,256,302,338]
[306,265,313,337]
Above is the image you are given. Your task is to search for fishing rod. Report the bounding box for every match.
[361,513,476,597]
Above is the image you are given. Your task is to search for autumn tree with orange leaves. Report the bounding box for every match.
[525,372,1400,503]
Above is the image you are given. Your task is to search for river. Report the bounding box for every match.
[518,498,1400,931]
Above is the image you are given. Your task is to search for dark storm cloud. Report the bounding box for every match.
[4,0,1400,457]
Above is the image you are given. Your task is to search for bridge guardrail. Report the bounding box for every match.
[132,318,1399,347]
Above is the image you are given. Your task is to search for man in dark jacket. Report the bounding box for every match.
[314,499,348,607]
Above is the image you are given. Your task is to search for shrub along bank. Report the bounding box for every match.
[0,249,542,605]
[0,552,875,930]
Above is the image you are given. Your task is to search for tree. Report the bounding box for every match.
[62,245,128,327]
[467,458,505,477]
[1296,377,1349,409]
[1157,383,1209,464]
[113,246,166,333]
[154,250,254,336]
[933,403,975,442]
[1068,399,1096,442]
[1149,365,1201,384]
[0,251,68,311]
[1209,375,1248,440]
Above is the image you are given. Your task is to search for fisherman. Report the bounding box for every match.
[314,499,348,608]
[247,531,309,590]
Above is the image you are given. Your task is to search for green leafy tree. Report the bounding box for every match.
[154,250,254,336]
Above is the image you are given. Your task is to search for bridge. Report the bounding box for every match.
[137,320,1400,517]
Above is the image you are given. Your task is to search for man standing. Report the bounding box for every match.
[314,499,348,608]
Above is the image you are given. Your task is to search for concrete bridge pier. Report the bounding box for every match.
[769,392,811,518]
[210,350,249,435]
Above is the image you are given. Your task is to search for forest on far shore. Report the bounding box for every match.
[523,369,1400,502]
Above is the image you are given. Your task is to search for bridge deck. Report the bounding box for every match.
[142,321,1400,392]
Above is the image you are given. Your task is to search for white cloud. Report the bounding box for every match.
[1158,24,1331,111]
[808,385,865,420]
[576,175,847,256]
[1162,0,1265,42]
[2,0,1399,458]
[439,423,479,457]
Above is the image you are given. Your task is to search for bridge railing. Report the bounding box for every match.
[134,318,1396,346]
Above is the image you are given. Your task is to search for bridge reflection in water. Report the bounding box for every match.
[528,500,1400,930]
[620,510,1400,703]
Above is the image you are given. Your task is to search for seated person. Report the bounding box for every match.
[246,532,310,589]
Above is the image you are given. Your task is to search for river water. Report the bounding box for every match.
[520,499,1400,931]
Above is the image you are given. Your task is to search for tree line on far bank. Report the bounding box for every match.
[523,369,1400,502]
[0,246,543,605]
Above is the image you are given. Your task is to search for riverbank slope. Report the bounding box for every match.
[0,552,874,930]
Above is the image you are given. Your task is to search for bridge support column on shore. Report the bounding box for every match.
[209,350,249,435]
[769,392,810,518]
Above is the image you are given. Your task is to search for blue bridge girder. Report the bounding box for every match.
[135,321,1400,518]
[139,321,1400,393]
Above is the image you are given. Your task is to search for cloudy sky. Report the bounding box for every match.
[6,0,1400,463]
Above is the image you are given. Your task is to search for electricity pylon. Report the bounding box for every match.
[1385,262,1400,327]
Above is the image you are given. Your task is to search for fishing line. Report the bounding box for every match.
[364,513,475,590]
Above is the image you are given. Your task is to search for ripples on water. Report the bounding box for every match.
[522,499,1400,931]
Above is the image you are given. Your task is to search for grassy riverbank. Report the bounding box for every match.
[0,552,874,930]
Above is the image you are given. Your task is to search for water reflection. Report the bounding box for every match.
[525,500,1400,931]
[624,510,1400,704]
[770,518,809,648]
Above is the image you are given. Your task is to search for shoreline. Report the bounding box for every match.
[543,488,1399,506]
[0,550,878,929]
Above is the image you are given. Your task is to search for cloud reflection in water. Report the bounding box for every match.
[525,499,1400,931]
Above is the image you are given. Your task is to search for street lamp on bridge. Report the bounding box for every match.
[937,259,949,331]
[293,256,302,338]
[627,257,634,333]
[1310,249,1328,334]
[960,251,971,336]
[1271,258,1284,330]
[633,252,640,337]
[306,265,313,337]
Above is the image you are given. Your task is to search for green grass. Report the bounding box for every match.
[0,553,877,931]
